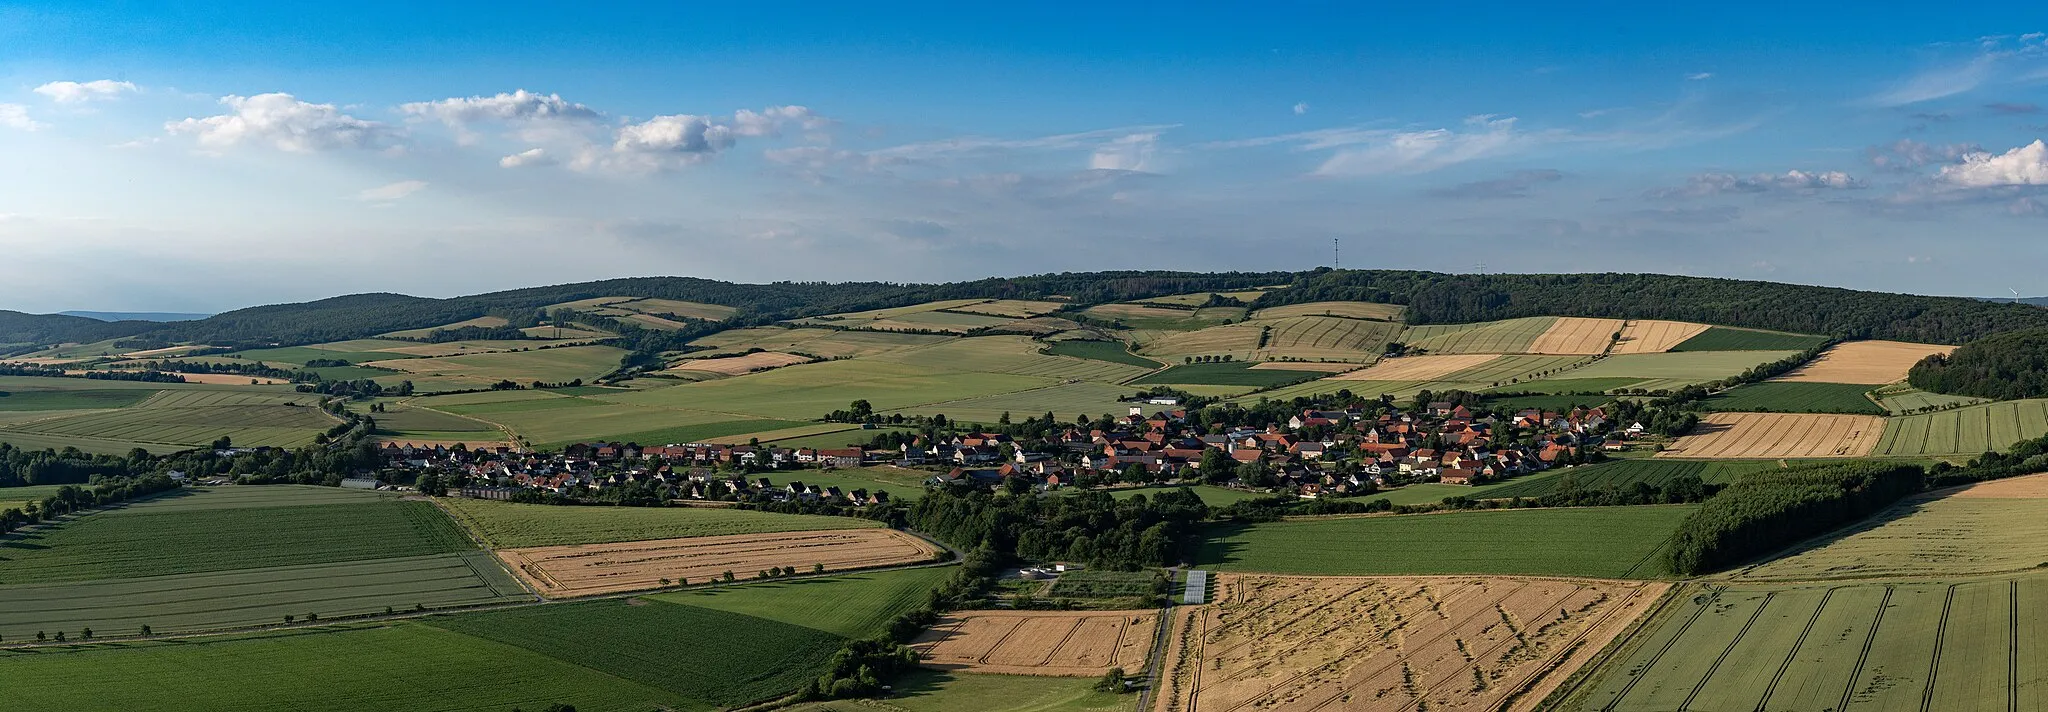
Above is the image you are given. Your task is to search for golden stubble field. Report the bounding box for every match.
[1153,575,1666,712]
[1334,354,1499,381]
[496,528,940,598]
[1777,340,1954,384]
[1525,317,1625,355]
[666,351,813,376]
[1656,412,1885,459]
[913,610,1159,676]
[1609,320,1709,354]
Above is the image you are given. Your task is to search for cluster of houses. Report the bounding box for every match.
[381,398,1635,503]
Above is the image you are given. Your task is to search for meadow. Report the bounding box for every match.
[780,467,931,501]
[1559,350,1801,383]
[1137,315,1398,362]
[1564,577,2047,712]
[365,344,628,387]
[1197,505,1696,578]
[1482,459,1780,499]
[653,566,951,637]
[1041,338,1162,368]
[1668,325,1829,351]
[436,496,879,548]
[1131,361,1327,387]
[1698,381,1885,414]
[868,336,1153,383]
[0,388,154,410]
[1872,383,1990,414]
[798,670,1136,712]
[1871,398,2048,456]
[0,382,338,451]
[0,488,471,583]
[422,391,793,447]
[887,381,1137,424]
[686,326,950,359]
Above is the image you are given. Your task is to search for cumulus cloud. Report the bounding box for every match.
[356,180,428,202]
[166,93,398,152]
[1292,102,1310,115]
[1938,140,2048,187]
[499,148,554,168]
[1867,139,1983,170]
[1428,169,1564,199]
[398,89,600,127]
[34,80,137,103]
[0,104,43,131]
[1088,133,1160,172]
[1655,169,1863,197]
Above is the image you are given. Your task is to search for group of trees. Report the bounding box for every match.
[1907,327,2048,399]
[1664,461,1924,575]
[907,485,1207,569]
[0,473,181,535]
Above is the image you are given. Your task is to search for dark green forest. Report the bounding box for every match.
[1663,461,1923,575]
[1907,327,2048,399]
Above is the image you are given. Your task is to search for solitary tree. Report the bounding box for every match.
[283,615,294,625]
[1094,667,1128,693]
[139,625,151,636]
[813,563,825,574]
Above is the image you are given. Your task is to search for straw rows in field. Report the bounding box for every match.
[495,528,940,598]
[1153,575,1665,712]
[1656,412,1885,458]
[1401,317,1558,355]
[1524,317,1625,355]
[1776,339,1953,384]
[914,610,1159,676]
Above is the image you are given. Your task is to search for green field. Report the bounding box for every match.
[2,562,955,711]
[437,497,880,548]
[0,388,338,450]
[1197,505,1696,578]
[1668,325,1829,351]
[778,467,930,501]
[654,566,950,637]
[890,381,1138,424]
[1042,339,1162,368]
[600,359,1055,421]
[0,551,526,638]
[761,426,906,450]
[365,402,502,438]
[1131,362,1327,387]
[793,671,1136,712]
[1435,353,1592,386]
[1483,459,1779,499]
[1136,315,1398,361]
[1873,384,1993,414]
[1046,569,1163,599]
[1871,398,2048,456]
[1401,317,1557,354]
[0,487,471,583]
[687,326,950,359]
[1564,577,2047,712]
[367,344,629,387]
[869,336,1153,383]
[1699,381,1884,414]
[2,484,79,509]
[1734,478,2048,581]
[1496,376,1650,394]
[1561,350,1800,384]
[421,391,789,447]
[1482,393,1617,412]
[0,388,155,410]
[1105,484,1267,506]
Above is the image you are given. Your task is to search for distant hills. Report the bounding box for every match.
[57,311,212,323]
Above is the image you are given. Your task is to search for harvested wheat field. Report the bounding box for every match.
[914,610,1159,676]
[166,372,292,385]
[1248,361,1360,373]
[1524,317,1625,355]
[1951,471,2048,498]
[1608,320,1708,354]
[1776,340,1953,384]
[497,528,940,598]
[1334,354,1499,381]
[1656,412,1885,459]
[667,351,813,376]
[1153,575,1666,712]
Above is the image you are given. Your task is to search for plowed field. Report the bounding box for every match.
[1152,575,1665,712]
[914,610,1159,676]
[496,529,940,598]
[1656,412,1884,459]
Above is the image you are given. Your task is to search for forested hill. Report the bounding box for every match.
[0,311,157,347]
[1255,270,2048,344]
[144,272,1295,346]
[1908,327,2048,399]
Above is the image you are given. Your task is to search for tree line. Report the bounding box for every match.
[907,484,1208,569]
[1906,327,2048,399]
[1663,461,1924,575]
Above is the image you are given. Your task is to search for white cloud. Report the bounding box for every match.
[397,89,600,127]
[1655,169,1862,197]
[166,93,398,152]
[1867,138,1982,170]
[33,80,137,103]
[1088,133,1160,172]
[1228,116,1551,176]
[595,114,735,170]
[0,104,43,131]
[731,105,829,137]
[1867,34,2048,106]
[356,180,428,202]
[499,148,554,168]
[1686,72,1714,80]
[1292,102,1310,115]
[1939,140,2048,187]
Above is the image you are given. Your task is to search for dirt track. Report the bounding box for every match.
[1656,412,1885,459]
[914,609,1159,676]
[1152,575,1665,712]
[497,528,940,598]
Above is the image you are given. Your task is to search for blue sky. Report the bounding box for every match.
[3,2,2048,313]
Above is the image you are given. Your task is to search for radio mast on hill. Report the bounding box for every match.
[1333,238,1340,269]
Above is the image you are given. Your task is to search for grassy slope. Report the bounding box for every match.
[1131,362,1326,386]
[1669,326,1828,351]
[1699,381,1884,414]
[653,566,952,637]
[1043,339,1163,368]
[438,497,879,548]
[1198,505,1697,578]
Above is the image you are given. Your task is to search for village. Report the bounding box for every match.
[388,396,1636,506]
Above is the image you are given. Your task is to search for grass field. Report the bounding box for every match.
[1197,505,1696,578]
[1042,339,1162,368]
[1872,398,2048,456]
[1130,362,1327,387]
[887,381,1136,424]
[1699,381,1885,414]
[1564,576,2048,712]
[1735,473,2048,581]
[1401,316,1557,354]
[1560,350,1801,384]
[437,497,879,548]
[654,566,951,637]
[1105,484,1267,506]
[1483,393,1618,411]
[1251,300,1404,321]
[1484,459,1780,499]
[365,344,628,387]
[688,327,952,359]
[1138,316,1399,362]
[0,487,471,584]
[420,391,791,447]
[808,670,1134,712]
[379,316,509,338]
[869,336,1154,383]
[0,387,338,451]
[0,388,155,410]
[776,467,931,501]
[601,359,1055,421]
[1081,303,1233,330]
[2,484,79,509]
[1669,325,1829,351]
